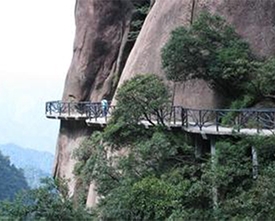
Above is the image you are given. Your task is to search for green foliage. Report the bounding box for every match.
[75,120,216,220]
[215,140,252,198]
[161,12,252,98]
[228,163,275,220]
[228,95,255,110]
[162,11,275,105]
[0,143,54,189]
[74,69,275,220]
[105,74,171,144]
[128,1,150,41]
[211,137,275,220]
[221,95,254,127]
[76,131,275,220]
[114,74,170,123]
[124,176,181,220]
[249,58,275,100]
[243,135,275,166]
[0,178,92,221]
[0,151,29,201]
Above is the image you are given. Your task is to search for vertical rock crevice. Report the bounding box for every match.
[91,0,152,101]
[190,0,196,24]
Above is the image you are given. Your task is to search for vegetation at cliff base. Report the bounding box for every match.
[0,151,29,201]
[0,178,92,220]
[74,74,275,220]
[0,143,54,189]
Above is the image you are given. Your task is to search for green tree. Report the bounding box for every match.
[75,128,213,220]
[128,1,150,42]
[75,132,275,220]
[161,12,253,99]
[210,136,275,220]
[0,178,92,220]
[104,74,171,144]
[114,74,170,125]
[249,58,275,102]
[73,70,275,220]
[0,151,29,201]
[223,162,275,220]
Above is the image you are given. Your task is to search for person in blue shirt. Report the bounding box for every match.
[101,99,108,117]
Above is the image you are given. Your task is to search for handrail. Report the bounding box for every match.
[45,101,275,133]
[45,100,112,119]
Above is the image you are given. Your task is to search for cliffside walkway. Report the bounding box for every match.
[45,101,275,136]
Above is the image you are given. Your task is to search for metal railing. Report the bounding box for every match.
[45,101,114,119]
[46,101,275,132]
[170,107,275,132]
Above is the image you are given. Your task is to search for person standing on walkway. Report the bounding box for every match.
[101,98,108,117]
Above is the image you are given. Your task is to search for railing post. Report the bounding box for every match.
[58,101,61,116]
[68,103,71,116]
[257,111,259,133]
[49,103,52,115]
[186,109,189,128]
[215,111,219,132]
[237,112,240,132]
[85,103,89,118]
[173,107,176,125]
[88,102,92,120]
[95,104,98,122]
[199,110,202,131]
[181,107,184,126]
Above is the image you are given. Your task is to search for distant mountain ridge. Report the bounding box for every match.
[0,143,54,188]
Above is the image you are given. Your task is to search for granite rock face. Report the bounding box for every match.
[54,0,275,206]
[116,0,275,108]
[53,0,133,198]
[62,0,133,102]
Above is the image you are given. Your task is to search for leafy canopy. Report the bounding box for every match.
[161,12,253,98]
[73,70,275,220]
[0,178,92,221]
[104,74,171,144]
[114,74,170,123]
[0,151,29,201]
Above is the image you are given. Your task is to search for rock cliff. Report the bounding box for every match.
[53,0,275,206]
[116,0,275,107]
[53,0,134,198]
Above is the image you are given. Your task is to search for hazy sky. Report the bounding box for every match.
[0,0,75,153]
